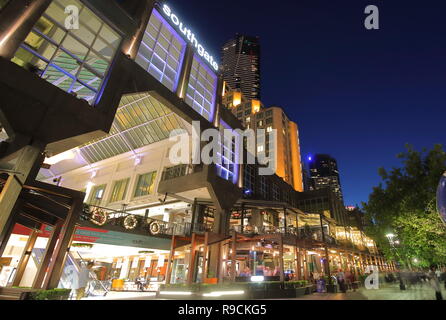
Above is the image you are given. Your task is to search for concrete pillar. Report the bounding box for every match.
[186,233,197,285]
[319,214,330,278]
[176,45,194,99]
[0,144,44,238]
[230,232,237,282]
[201,232,209,284]
[302,249,309,280]
[165,235,176,285]
[278,235,284,282]
[12,228,39,286]
[0,0,52,59]
[295,246,301,280]
[208,242,221,282]
[213,208,231,235]
[216,241,224,283]
[250,209,263,231]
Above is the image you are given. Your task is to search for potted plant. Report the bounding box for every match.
[326,275,338,293]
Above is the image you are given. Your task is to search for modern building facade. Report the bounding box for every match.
[221,34,261,100]
[0,1,392,298]
[309,154,344,202]
[222,89,304,192]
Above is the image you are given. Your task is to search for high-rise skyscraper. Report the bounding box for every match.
[221,34,261,100]
[308,154,344,202]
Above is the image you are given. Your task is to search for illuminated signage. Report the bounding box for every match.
[161,4,219,71]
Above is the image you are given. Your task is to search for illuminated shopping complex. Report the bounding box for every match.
[0,0,394,299]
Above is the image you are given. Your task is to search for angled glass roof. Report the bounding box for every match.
[78,93,187,164]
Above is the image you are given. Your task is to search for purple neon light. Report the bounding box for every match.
[136,9,186,93]
[190,53,217,121]
[217,120,239,184]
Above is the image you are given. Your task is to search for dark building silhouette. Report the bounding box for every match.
[221,34,261,100]
[308,154,344,202]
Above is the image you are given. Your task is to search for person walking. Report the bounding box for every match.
[428,265,443,300]
[345,269,352,291]
[337,269,347,293]
[73,261,94,300]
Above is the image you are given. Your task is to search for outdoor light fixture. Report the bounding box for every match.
[202,290,244,297]
[250,276,265,282]
[44,150,76,165]
[159,291,193,295]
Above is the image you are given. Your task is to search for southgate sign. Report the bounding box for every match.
[161,4,219,71]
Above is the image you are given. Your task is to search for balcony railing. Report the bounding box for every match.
[83,205,190,237]
[229,224,339,245]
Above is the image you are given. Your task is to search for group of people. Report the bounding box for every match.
[389,265,446,300]
[335,269,359,292]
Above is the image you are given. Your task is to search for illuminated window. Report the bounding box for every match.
[134,171,157,197]
[109,178,129,203]
[11,0,121,105]
[136,9,186,92]
[216,122,239,184]
[88,184,106,206]
[257,145,264,153]
[185,55,217,122]
[266,126,272,133]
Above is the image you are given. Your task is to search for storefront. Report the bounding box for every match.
[0,222,177,292]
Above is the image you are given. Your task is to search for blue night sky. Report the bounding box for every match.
[170,0,445,206]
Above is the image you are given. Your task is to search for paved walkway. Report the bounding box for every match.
[293,283,446,300]
[79,283,446,300]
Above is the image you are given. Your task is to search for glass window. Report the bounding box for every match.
[185,55,217,122]
[11,0,121,105]
[135,9,186,92]
[109,178,129,203]
[216,122,238,184]
[134,172,157,197]
[88,184,106,206]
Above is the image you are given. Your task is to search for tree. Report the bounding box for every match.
[363,144,446,268]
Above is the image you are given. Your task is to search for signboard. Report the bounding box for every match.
[11,224,173,250]
[157,254,165,268]
[160,4,219,71]
[144,256,152,269]
[131,257,139,269]
[0,266,15,287]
